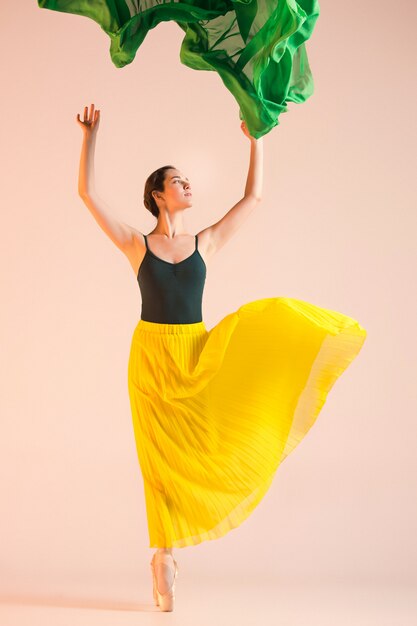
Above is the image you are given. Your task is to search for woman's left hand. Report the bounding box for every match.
[240,120,255,140]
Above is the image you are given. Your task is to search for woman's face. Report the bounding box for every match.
[153,169,193,211]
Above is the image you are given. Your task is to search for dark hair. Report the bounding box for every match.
[143,165,176,219]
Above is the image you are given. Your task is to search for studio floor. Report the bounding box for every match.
[1,578,415,626]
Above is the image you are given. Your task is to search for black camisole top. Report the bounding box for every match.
[137,234,207,324]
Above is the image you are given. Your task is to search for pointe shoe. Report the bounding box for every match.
[150,552,179,612]
[150,554,160,606]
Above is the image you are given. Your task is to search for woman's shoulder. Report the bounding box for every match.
[129,226,147,245]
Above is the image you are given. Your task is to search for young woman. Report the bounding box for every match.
[76,103,367,612]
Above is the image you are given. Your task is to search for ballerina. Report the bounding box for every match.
[76,103,366,611]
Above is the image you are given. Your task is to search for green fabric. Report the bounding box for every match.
[37,1,320,138]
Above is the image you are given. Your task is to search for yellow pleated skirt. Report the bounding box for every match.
[127,297,367,548]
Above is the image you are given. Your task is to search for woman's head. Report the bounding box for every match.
[143,166,192,218]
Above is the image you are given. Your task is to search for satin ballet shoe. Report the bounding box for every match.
[150,554,160,606]
[150,552,179,612]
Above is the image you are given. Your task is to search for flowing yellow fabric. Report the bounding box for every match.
[127,296,367,548]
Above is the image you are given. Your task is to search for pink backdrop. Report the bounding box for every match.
[1,0,416,621]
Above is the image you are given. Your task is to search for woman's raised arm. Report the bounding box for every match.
[76,104,136,253]
[197,121,264,258]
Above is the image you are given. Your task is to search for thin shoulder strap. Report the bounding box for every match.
[143,234,149,250]
[195,234,198,250]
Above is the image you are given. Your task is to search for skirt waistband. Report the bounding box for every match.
[136,319,207,334]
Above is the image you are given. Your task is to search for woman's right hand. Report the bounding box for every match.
[76,103,100,136]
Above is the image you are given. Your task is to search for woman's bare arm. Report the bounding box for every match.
[198,122,264,255]
[77,104,135,253]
